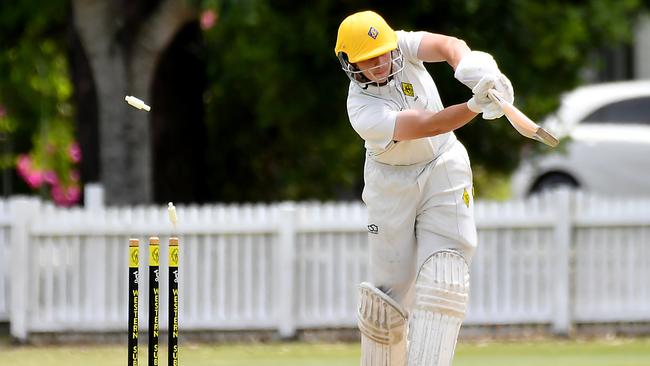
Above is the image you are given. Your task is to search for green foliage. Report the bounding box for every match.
[1,0,647,202]
[203,1,364,201]
[384,0,643,175]
[0,0,76,202]
[201,0,646,201]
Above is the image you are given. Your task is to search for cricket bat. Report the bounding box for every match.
[488,90,558,147]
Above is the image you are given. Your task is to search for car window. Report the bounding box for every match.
[581,97,650,124]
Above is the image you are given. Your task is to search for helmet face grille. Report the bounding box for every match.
[338,48,404,87]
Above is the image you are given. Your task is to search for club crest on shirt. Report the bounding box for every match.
[368,26,379,39]
[463,188,471,208]
[401,82,415,97]
[367,224,379,234]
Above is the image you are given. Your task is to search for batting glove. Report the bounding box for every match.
[482,73,514,120]
[454,51,500,89]
[467,74,496,113]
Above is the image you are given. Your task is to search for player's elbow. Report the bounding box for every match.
[450,37,468,50]
[447,37,470,67]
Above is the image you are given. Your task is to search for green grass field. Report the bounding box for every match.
[2,338,650,366]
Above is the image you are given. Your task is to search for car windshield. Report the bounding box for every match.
[581,97,650,125]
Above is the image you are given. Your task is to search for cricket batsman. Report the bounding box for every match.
[334,11,514,365]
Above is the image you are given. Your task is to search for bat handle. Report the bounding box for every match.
[487,89,536,138]
[487,89,505,106]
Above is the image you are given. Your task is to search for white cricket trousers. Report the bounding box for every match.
[361,140,477,311]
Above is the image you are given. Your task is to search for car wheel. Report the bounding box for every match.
[530,173,579,195]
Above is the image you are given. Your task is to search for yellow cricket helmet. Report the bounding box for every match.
[334,11,404,88]
[335,11,397,63]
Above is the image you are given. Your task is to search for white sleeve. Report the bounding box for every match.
[348,102,398,150]
[396,30,425,63]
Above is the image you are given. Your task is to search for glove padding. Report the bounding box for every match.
[467,75,495,113]
[467,73,515,120]
[454,51,500,89]
[483,73,514,120]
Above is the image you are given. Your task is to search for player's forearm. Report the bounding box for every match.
[393,104,477,141]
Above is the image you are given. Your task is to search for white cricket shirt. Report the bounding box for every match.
[346,30,456,166]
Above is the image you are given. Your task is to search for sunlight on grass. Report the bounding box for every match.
[2,338,650,366]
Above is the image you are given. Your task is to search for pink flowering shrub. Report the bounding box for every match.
[17,148,81,206]
[16,155,44,189]
[200,9,218,30]
[15,119,82,207]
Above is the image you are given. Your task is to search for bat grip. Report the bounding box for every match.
[487,89,505,107]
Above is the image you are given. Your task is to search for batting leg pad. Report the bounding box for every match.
[358,282,408,366]
[407,250,470,366]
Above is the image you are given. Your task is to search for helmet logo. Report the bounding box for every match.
[368,26,379,39]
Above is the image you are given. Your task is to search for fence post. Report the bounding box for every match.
[552,188,572,335]
[84,183,104,210]
[277,202,297,338]
[9,196,40,342]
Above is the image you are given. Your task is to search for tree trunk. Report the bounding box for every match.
[71,0,194,204]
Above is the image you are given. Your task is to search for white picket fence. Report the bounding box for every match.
[0,199,10,324]
[1,189,650,341]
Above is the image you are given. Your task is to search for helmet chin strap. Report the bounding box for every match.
[362,71,392,89]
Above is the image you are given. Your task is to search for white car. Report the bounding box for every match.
[511,80,650,197]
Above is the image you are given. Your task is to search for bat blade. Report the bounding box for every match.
[488,90,558,147]
[534,127,559,147]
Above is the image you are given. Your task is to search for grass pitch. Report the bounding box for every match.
[2,338,649,366]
